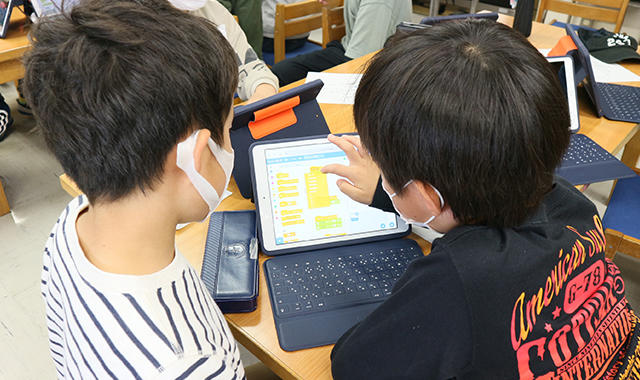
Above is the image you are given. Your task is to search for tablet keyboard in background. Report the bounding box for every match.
[562,134,611,165]
[556,134,636,185]
[597,83,640,122]
[264,239,423,351]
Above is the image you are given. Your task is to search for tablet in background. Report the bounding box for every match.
[546,57,637,185]
[251,136,409,255]
[547,56,580,133]
[0,0,15,39]
[396,13,499,34]
[420,12,499,25]
[565,23,640,123]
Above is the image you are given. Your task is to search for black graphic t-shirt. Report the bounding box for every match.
[331,179,640,379]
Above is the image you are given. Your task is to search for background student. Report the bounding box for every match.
[218,0,264,58]
[262,0,310,54]
[170,0,279,103]
[270,0,412,86]
[26,0,248,377]
[322,20,640,378]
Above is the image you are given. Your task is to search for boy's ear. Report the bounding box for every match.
[192,129,211,172]
[413,180,444,216]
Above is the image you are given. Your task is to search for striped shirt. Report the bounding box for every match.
[41,196,245,379]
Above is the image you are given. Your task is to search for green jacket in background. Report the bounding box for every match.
[219,0,263,58]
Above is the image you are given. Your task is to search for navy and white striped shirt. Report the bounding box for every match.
[41,196,245,379]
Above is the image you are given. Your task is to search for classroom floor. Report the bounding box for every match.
[0,13,618,377]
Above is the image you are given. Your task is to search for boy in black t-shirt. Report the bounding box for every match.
[322,20,640,379]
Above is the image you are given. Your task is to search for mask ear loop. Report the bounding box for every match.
[419,184,444,226]
[176,130,222,219]
[430,183,445,209]
[386,180,413,198]
[385,180,445,228]
[207,139,235,182]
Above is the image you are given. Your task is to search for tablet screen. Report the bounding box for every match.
[264,142,398,245]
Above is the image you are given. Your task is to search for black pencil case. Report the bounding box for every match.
[200,210,259,313]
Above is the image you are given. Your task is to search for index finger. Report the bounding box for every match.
[327,134,361,162]
[320,163,355,179]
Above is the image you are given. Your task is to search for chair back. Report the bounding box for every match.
[605,229,640,310]
[535,0,630,33]
[606,229,640,260]
[274,0,323,64]
[322,0,345,48]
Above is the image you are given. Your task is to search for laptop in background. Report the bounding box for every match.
[547,56,636,184]
[565,24,640,123]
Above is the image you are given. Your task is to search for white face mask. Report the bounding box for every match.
[168,0,207,11]
[383,180,445,228]
[176,130,234,223]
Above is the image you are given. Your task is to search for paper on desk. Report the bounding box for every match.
[589,56,640,83]
[176,189,233,230]
[306,72,363,104]
[539,48,640,83]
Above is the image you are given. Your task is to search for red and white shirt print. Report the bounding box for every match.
[511,215,640,380]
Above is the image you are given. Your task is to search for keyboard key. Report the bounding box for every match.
[276,294,298,305]
[324,291,373,307]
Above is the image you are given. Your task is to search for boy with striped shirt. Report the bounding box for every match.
[24,0,246,377]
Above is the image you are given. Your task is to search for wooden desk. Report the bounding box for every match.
[0,10,30,84]
[59,15,640,380]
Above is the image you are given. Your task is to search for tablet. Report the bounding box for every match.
[546,56,580,133]
[251,136,409,255]
[396,21,431,34]
[419,12,499,25]
[0,0,15,39]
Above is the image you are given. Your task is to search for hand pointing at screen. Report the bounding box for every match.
[320,134,381,205]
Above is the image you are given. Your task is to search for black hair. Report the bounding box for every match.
[355,20,570,228]
[23,0,239,203]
